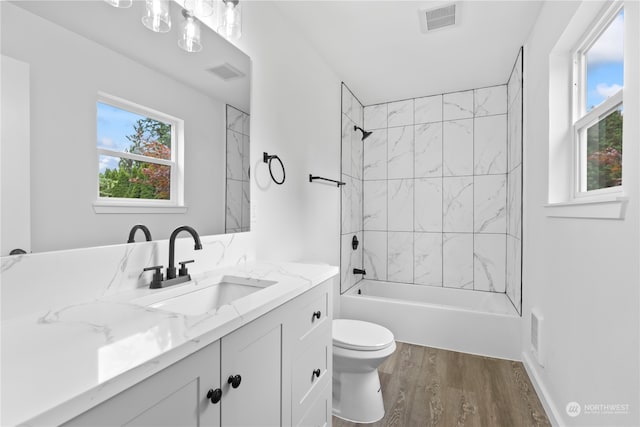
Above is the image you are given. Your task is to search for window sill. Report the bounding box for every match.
[93,202,188,214]
[544,196,628,219]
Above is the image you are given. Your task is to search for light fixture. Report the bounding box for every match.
[142,0,171,33]
[104,0,132,8]
[178,10,202,53]
[218,0,241,41]
[183,0,214,18]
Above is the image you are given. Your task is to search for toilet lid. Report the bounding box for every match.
[333,319,394,351]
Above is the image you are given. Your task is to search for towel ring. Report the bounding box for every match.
[263,152,285,185]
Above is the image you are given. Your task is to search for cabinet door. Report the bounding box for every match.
[64,341,221,427]
[221,317,281,426]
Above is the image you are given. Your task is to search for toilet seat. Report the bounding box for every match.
[333,319,394,351]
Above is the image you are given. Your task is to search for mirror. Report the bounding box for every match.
[0,0,251,254]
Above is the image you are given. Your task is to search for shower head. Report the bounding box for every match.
[353,125,373,141]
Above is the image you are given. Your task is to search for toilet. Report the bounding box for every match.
[332,319,396,423]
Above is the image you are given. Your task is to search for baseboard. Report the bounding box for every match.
[521,351,564,427]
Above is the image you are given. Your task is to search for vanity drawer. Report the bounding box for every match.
[291,287,329,348]
[292,327,330,424]
[296,382,330,427]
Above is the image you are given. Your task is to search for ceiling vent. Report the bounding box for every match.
[419,3,457,33]
[207,63,245,81]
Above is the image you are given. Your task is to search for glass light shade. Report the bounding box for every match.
[183,0,214,18]
[104,0,133,8]
[142,0,171,33]
[219,0,241,41]
[178,12,203,53]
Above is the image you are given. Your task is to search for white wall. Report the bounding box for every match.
[0,56,31,255]
[1,3,226,252]
[234,2,342,267]
[522,1,639,426]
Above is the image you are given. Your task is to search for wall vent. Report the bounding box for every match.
[531,309,544,366]
[419,3,457,33]
[207,63,245,81]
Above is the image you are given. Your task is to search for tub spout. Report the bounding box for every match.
[353,268,366,275]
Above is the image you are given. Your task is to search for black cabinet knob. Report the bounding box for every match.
[312,369,321,379]
[228,374,242,389]
[312,311,321,320]
[206,388,222,404]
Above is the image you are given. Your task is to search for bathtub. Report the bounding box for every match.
[340,280,522,360]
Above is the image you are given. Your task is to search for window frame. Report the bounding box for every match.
[571,1,624,200]
[94,92,185,211]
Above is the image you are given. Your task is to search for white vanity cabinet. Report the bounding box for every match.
[63,341,222,427]
[63,279,332,427]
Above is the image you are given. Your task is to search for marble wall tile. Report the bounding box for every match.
[340,233,352,292]
[443,176,473,232]
[341,116,353,177]
[443,119,473,176]
[227,106,244,133]
[226,129,243,180]
[341,231,363,293]
[364,231,387,280]
[415,178,442,232]
[364,104,388,130]
[342,87,354,124]
[388,179,414,231]
[508,165,522,239]
[443,90,474,120]
[351,124,363,180]
[226,180,242,231]
[242,135,250,181]
[474,85,507,117]
[363,180,387,231]
[388,232,413,282]
[341,174,353,234]
[508,88,522,172]
[363,129,387,180]
[508,51,523,109]
[242,114,250,137]
[388,99,414,128]
[414,232,442,286]
[415,122,443,178]
[388,125,414,179]
[241,181,250,230]
[506,235,522,313]
[351,177,363,233]
[474,175,507,233]
[443,233,474,289]
[474,234,506,292]
[415,95,443,124]
[474,115,507,175]
[352,98,364,128]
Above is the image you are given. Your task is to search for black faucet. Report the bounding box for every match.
[167,226,203,280]
[353,268,366,275]
[127,224,152,243]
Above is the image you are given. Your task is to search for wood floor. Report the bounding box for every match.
[332,342,550,427]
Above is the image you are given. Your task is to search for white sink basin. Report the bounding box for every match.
[140,276,277,317]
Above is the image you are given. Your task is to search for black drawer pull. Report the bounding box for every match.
[312,369,321,379]
[228,374,242,389]
[206,388,222,404]
[312,311,321,321]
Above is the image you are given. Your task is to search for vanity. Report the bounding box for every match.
[1,233,338,426]
[0,2,338,424]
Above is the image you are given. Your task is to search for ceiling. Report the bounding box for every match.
[14,1,251,111]
[275,0,544,105]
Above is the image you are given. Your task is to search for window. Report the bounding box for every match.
[573,3,624,198]
[95,93,184,210]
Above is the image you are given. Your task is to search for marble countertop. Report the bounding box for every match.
[1,261,338,426]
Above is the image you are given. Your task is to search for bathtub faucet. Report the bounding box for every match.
[353,268,366,275]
